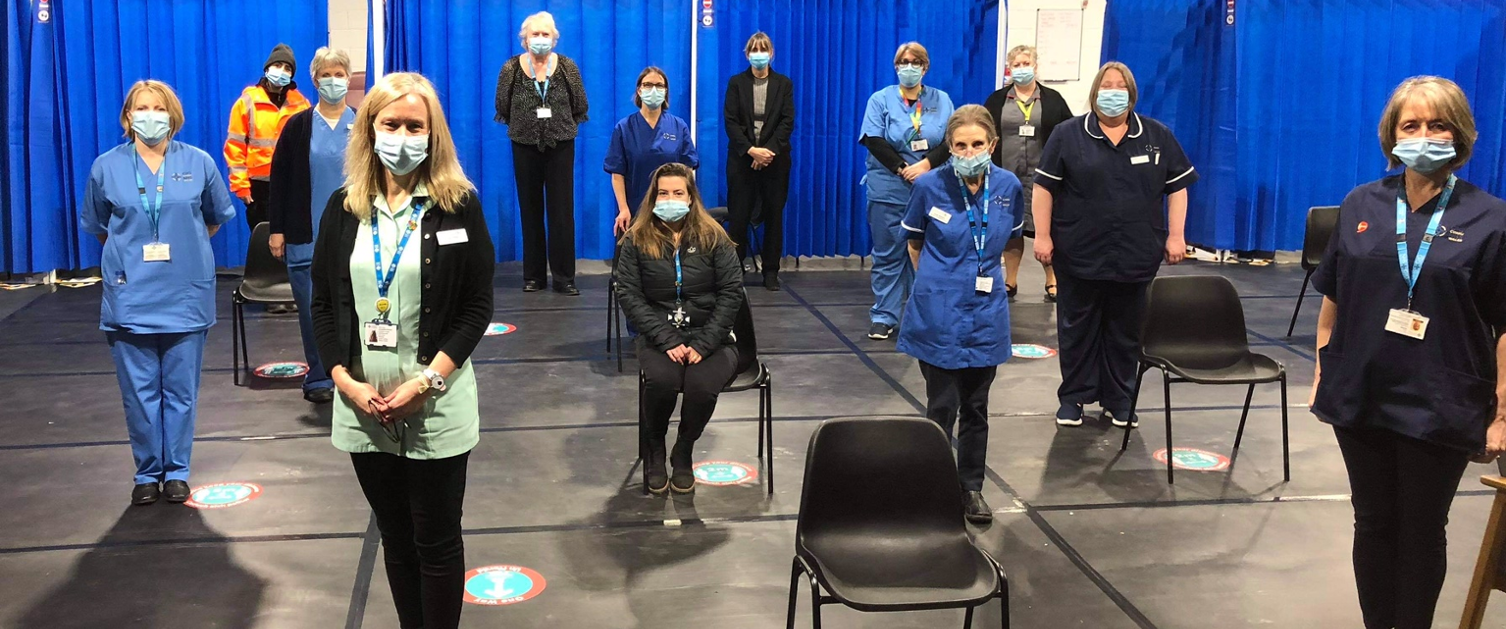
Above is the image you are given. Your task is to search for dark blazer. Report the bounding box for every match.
[983,83,1073,164]
[268,109,317,243]
[723,69,794,162]
[614,236,744,358]
[310,189,495,372]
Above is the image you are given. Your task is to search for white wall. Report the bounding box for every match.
[328,0,368,72]
[1003,0,1106,116]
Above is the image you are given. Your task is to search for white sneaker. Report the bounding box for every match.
[1106,409,1139,429]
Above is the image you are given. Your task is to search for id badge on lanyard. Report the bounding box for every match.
[669,248,690,329]
[367,203,426,349]
[135,152,170,262]
[1386,175,1455,340]
[964,175,992,294]
[907,95,928,152]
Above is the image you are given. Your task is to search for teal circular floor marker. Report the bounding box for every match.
[185,482,263,510]
[1152,447,1232,471]
[463,565,546,606]
[1011,344,1058,359]
[692,460,758,486]
[254,361,308,379]
[484,322,517,336]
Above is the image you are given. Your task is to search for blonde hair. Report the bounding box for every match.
[343,72,474,218]
[119,80,185,142]
[1006,45,1037,66]
[745,32,773,54]
[309,47,351,79]
[946,104,999,145]
[1378,76,1477,171]
[519,11,559,44]
[893,42,930,69]
[1088,61,1138,116]
[623,163,731,260]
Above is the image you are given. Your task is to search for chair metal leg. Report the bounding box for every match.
[786,558,802,629]
[1120,364,1150,451]
[766,379,775,496]
[758,385,766,458]
[1163,369,1175,485]
[963,606,974,628]
[605,288,613,353]
[1232,383,1256,450]
[1280,373,1290,482]
[1286,270,1313,337]
[232,300,242,386]
[638,372,649,496]
[239,303,251,384]
[808,571,823,629]
[999,569,1010,629]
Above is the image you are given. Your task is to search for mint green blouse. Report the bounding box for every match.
[331,185,480,459]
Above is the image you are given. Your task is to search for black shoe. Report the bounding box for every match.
[644,438,669,495]
[764,274,781,291]
[964,491,993,523]
[523,280,543,292]
[1005,284,1018,299]
[303,388,335,404]
[163,480,191,503]
[867,322,895,340]
[553,281,580,296]
[669,438,696,494]
[131,483,160,506]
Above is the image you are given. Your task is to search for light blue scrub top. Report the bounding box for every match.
[81,141,236,334]
[287,107,355,267]
[860,85,955,206]
[604,111,700,212]
[896,164,1024,369]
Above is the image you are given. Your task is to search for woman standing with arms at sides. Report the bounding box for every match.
[605,66,700,236]
[1310,76,1506,629]
[1033,61,1197,429]
[268,47,356,405]
[861,42,954,341]
[724,31,795,290]
[311,72,495,629]
[82,80,236,505]
[898,106,1023,524]
[984,45,1072,301]
[495,11,590,296]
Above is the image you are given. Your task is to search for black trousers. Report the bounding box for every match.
[918,361,996,492]
[244,179,271,230]
[351,450,471,629]
[726,155,790,275]
[639,339,740,464]
[512,140,576,284]
[1054,271,1150,414]
[1334,425,1469,629]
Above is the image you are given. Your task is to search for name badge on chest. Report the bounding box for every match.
[910,139,929,152]
[536,107,553,119]
[365,320,398,348]
[1130,154,1151,165]
[143,243,170,262]
[927,207,951,224]
[1018,125,1036,137]
[1384,309,1429,340]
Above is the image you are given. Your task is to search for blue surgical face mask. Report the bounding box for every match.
[131,111,172,146]
[265,67,292,88]
[897,64,924,89]
[373,131,430,176]
[317,77,349,104]
[1096,89,1130,117]
[1391,137,1457,174]
[748,52,771,70]
[639,87,666,110]
[952,151,992,178]
[653,199,691,222]
[1012,66,1036,85]
[528,36,553,56]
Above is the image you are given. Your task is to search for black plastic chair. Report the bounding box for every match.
[608,206,731,373]
[786,417,1009,628]
[231,222,295,385]
[1120,275,1290,484]
[1286,206,1340,336]
[636,289,774,495]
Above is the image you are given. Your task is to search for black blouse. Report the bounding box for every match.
[494,54,590,150]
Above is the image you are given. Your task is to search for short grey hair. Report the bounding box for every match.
[309,47,351,79]
[519,11,560,44]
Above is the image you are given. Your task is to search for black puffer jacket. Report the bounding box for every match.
[615,236,744,357]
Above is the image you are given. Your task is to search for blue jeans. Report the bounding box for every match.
[868,200,913,327]
[287,263,334,393]
[108,330,206,485]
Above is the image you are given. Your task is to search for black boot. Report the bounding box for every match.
[669,438,696,494]
[644,436,669,495]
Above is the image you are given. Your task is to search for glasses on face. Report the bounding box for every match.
[897,62,922,70]
[640,82,667,90]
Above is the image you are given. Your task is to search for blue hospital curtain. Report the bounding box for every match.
[1,0,328,274]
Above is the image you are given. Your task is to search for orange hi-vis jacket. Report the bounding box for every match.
[223,85,311,199]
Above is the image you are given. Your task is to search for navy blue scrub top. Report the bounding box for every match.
[604,111,700,212]
[81,141,236,334]
[896,164,1025,369]
[1033,113,1198,282]
[1311,175,1506,453]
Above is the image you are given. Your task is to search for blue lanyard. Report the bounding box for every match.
[674,247,683,304]
[133,151,165,241]
[371,201,426,314]
[1395,174,1455,309]
[961,174,990,272]
[534,78,550,104]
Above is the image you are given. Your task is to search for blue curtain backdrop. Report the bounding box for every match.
[381,0,998,262]
[1104,0,1506,252]
[1,0,328,274]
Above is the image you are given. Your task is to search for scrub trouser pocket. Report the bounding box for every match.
[868,200,913,327]
[108,330,207,485]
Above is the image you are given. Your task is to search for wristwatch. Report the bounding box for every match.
[421,368,448,393]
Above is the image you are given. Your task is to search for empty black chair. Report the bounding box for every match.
[1286,206,1340,336]
[637,289,774,495]
[1120,275,1289,483]
[231,222,295,385]
[786,417,1009,628]
[609,206,731,373]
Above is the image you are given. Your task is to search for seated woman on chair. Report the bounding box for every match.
[615,163,745,494]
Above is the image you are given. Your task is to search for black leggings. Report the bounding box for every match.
[244,179,270,230]
[640,340,740,458]
[512,140,576,284]
[1334,425,1470,629]
[351,451,471,629]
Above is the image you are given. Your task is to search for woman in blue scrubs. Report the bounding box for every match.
[269,47,356,405]
[1033,62,1196,428]
[1311,76,1506,629]
[81,81,236,505]
[605,66,700,236]
[898,105,1023,524]
[860,42,955,341]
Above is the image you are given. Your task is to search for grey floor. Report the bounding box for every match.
[1,262,1504,628]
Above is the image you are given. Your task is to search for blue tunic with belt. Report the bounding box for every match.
[286,107,355,267]
[604,111,700,211]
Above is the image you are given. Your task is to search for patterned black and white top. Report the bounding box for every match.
[494,54,590,150]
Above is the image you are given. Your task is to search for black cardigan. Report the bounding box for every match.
[268,108,346,244]
[614,236,744,357]
[723,69,795,163]
[983,83,1073,165]
[310,188,495,372]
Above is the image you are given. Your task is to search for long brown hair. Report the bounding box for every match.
[623,163,730,260]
